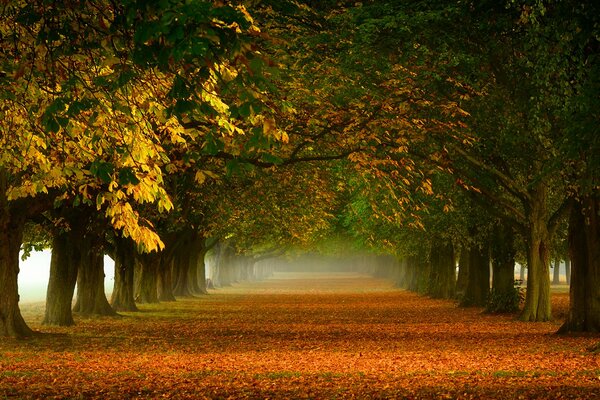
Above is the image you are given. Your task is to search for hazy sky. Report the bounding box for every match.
[19,250,114,303]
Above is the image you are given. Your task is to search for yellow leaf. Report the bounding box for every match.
[195,170,206,184]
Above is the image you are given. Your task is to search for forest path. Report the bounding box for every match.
[4,272,600,399]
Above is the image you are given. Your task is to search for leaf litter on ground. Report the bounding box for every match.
[1,272,599,399]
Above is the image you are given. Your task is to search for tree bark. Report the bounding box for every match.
[488,221,518,312]
[455,248,469,299]
[0,212,33,338]
[565,257,571,285]
[157,256,176,301]
[415,251,431,296]
[406,255,418,292]
[214,242,235,287]
[43,232,79,325]
[72,234,115,316]
[110,236,138,312]
[395,258,408,288]
[520,187,552,321]
[552,258,561,285]
[188,236,209,294]
[519,263,526,281]
[172,244,194,297]
[460,244,490,307]
[428,239,455,299]
[559,195,600,332]
[196,246,208,294]
[135,252,160,303]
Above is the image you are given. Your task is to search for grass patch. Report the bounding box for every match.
[447,370,471,377]
[0,371,38,378]
[492,370,559,378]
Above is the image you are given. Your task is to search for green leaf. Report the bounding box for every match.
[89,161,114,184]
[249,57,264,75]
[236,102,252,118]
[118,167,140,185]
[261,153,282,165]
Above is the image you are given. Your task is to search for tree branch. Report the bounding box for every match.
[446,143,531,205]
[210,148,361,168]
[548,197,572,237]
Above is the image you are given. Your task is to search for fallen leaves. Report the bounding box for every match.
[1,273,599,399]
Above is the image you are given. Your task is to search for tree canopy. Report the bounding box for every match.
[1,0,599,337]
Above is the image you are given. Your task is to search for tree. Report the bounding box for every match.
[0,0,266,337]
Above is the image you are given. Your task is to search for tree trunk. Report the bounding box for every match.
[135,252,160,303]
[157,256,176,301]
[406,255,418,292]
[73,235,115,316]
[520,187,552,322]
[172,245,193,297]
[428,239,455,299]
[395,258,408,289]
[186,234,205,295]
[0,212,33,338]
[216,242,234,287]
[236,255,251,281]
[488,222,518,313]
[519,263,526,281]
[43,232,79,325]
[110,236,138,312]
[552,259,561,285]
[558,195,600,332]
[197,246,208,294]
[415,250,431,296]
[455,248,469,299]
[565,257,571,285]
[460,244,490,307]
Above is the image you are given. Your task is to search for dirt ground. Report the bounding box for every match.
[2,272,599,399]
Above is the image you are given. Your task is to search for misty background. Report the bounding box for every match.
[19,250,114,303]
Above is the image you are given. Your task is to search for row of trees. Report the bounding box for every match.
[334,0,599,331]
[1,0,598,338]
